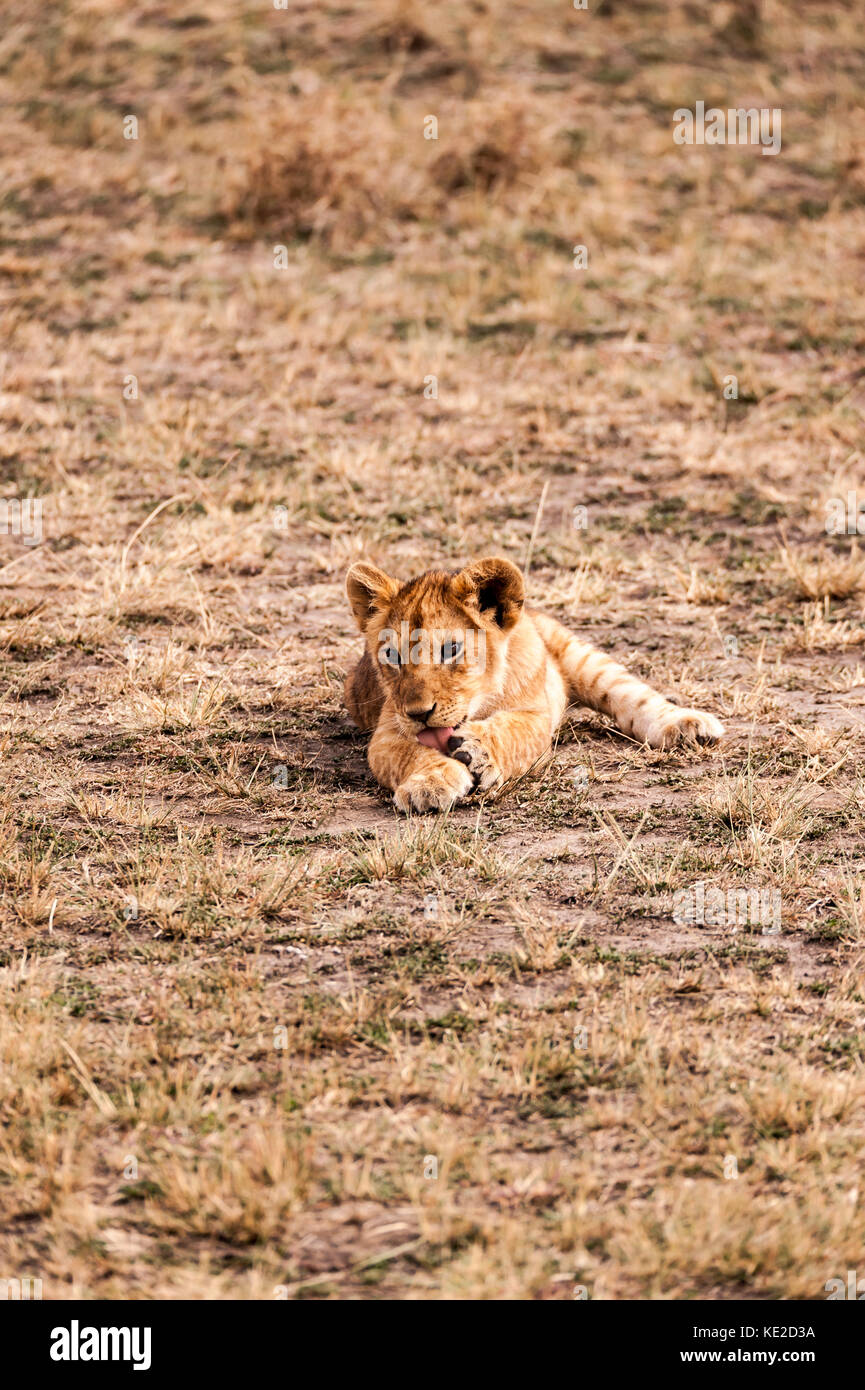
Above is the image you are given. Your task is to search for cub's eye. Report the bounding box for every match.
[380,645,401,668]
[440,639,463,663]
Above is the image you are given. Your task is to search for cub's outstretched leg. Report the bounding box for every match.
[369,712,474,813]
[447,706,555,794]
[533,613,724,750]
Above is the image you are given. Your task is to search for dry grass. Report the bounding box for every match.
[2,0,865,1301]
[780,541,865,600]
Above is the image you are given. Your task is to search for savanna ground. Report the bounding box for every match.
[2,0,865,1301]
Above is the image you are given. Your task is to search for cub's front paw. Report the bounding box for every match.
[645,706,724,751]
[393,758,474,813]
[446,722,505,794]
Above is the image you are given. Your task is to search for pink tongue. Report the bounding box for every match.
[417,726,455,754]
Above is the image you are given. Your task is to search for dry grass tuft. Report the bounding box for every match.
[220,94,421,245]
[780,542,865,600]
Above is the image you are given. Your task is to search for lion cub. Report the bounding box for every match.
[344,556,723,813]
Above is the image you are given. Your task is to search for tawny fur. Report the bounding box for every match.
[344,557,723,813]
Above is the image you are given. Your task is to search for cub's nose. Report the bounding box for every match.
[406,703,437,724]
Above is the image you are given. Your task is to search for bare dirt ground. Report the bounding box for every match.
[2,0,865,1299]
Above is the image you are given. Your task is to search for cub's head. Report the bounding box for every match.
[345,557,525,749]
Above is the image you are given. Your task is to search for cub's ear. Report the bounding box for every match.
[345,562,398,633]
[454,556,525,631]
